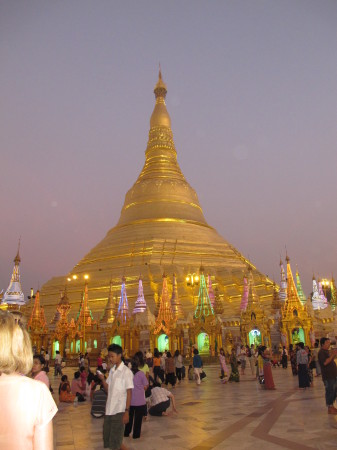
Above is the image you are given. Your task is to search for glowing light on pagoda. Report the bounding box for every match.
[116,276,130,324]
[194,266,214,319]
[154,273,174,335]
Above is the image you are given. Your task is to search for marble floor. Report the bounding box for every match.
[51,365,337,450]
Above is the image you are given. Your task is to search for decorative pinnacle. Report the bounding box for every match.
[14,238,21,264]
[154,67,167,99]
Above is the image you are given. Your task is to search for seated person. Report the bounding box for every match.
[71,371,85,397]
[59,375,76,403]
[148,386,177,417]
[90,379,107,418]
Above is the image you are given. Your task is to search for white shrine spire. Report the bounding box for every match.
[2,241,25,306]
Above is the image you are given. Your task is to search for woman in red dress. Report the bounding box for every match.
[262,347,276,390]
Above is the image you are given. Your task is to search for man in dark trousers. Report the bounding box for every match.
[318,337,337,414]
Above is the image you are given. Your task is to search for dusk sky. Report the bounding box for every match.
[1,1,336,298]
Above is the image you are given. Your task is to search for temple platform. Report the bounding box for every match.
[51,365,337,450]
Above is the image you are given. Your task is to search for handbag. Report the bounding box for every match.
[200,370,206,380]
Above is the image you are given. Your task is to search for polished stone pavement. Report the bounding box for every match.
[51,365,337,450]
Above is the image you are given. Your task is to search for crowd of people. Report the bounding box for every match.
[1,307,336,450]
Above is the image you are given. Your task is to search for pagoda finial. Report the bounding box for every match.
[150,68,170,128]
[2,243,25,306]
[14,237,21,264]
[154,66,167,99]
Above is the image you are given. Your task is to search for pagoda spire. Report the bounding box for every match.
[2,242,25,306]
[283,256,303,314]
[117,70,208,228]
[240,275,249,311]
[54,288,71,340]
[76,285,94,327]
[27,290,47,333]
[133,276,147,314]
[279,258,287,302]
[207,275,215,309]
[154,273,174,334]
[100,280,116,325]
[116,276,130,324]
[194,266,214,319]
[296,268,307,306]
[170,273,184,319]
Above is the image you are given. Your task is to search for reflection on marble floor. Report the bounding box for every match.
[51,365,337,450]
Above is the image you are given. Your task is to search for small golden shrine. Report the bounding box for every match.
[27,290,48,352]
[280,256,312,346]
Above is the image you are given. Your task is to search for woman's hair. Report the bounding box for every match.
[74,371,80,379]
[154,349,160,358]
[33,354,45,365]
[134,351,145,368]
[174,350,180,357]
[166,351,172,358]
[61,375,68,382]
[80,366,85,373]
[131,355,140,375]
[219,348,224,354]
[193,348,199,355]
[298,342,304,349]
[0,311,33,375]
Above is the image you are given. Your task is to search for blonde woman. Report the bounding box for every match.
[0,312,57,450]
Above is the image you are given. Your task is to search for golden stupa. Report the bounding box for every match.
[40,70,274,325]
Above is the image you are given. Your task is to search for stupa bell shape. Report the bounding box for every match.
[40,70,275,323]
[2,245,25,306]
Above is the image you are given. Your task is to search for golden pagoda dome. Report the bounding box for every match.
[40,71,274,324]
